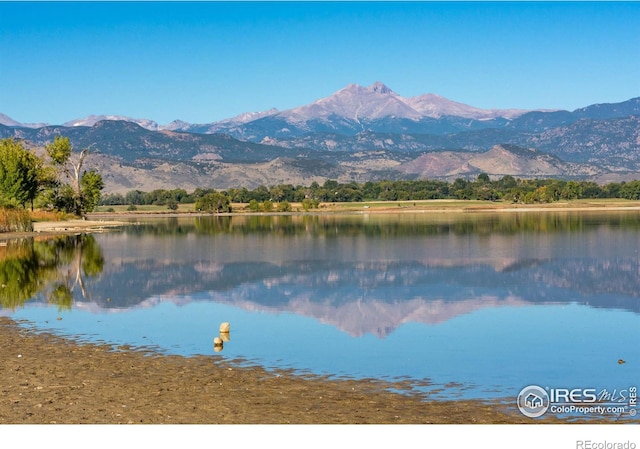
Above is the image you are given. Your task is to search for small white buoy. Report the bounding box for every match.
[213,336,223,352]
[219,322,230,333]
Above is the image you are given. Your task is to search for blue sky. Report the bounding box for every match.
[1,1,639,125]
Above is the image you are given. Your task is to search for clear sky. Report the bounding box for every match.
[1,1,639,125]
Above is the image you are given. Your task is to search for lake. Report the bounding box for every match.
[1,211,638,413]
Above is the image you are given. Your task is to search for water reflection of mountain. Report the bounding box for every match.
[4,212,640,337]
[65,257,639,337]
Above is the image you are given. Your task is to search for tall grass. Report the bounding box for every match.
[0,207,33,232]
[29,209,67,222]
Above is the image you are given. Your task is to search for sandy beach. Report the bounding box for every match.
[0,316,549,424]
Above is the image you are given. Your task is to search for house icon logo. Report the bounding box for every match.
[525,392,543,408]
[517,385,550,418]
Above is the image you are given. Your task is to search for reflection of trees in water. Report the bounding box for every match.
[0,235,104,310]
[0,240,49,309]
[119,211,640,238]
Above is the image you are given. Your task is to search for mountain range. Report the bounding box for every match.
[2,82,640,193]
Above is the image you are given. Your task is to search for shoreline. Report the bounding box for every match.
[0,316,556,424]
[0,200,640,242]
[3,199,640,241]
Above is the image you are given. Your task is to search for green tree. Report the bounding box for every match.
[195,192,232,213]
[620,181,640,200]
[167,199,179,211]
[125,190,145,205]
[0,138,42,209]
[560,181,582,200]
[45,136,103,216]
[80,169,104,213]
[477,173,490,184]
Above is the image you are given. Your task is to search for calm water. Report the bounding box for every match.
[1,212,639,404]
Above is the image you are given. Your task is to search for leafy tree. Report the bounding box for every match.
[477,173,490,183]
[99,192,125,205]
[560,181,582,200]
[620,181,640,200]
[125,189,145,205]
[323,179,339,190]
[498,175,517,189]
[270,185,286,202]
[81,169,104,212]
[0,138,42,209]
[167,199,179,211]
[45,136,103,215]
[251,185,270,202]
[195,192,232,213]
[51,184,76,212]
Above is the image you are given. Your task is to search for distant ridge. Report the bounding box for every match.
[2,85,640,194]
[0,82,540,131]
[3,83,637,135]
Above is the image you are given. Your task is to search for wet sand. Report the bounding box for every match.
[1,316,550,424]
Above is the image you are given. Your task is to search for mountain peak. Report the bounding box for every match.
[0,113,49,129]
[368,81,394,95]
[63,115,160,131]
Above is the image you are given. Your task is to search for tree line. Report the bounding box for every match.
[99,175,640,212]
[4,133,640,217]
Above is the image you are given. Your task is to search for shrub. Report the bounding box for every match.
[277,201,292,212]
[261,200,273,212]
[248,199,260,212]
